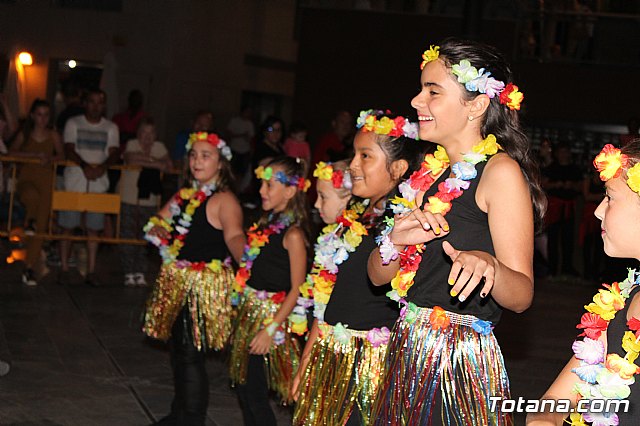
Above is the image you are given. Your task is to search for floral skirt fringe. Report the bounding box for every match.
[293,323,389,426]
[372,307,513,426]
[142,262,234,351]
[229,287,301,402]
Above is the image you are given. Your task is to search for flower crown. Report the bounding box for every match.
[420,45,524,111]
[356,110,419,140]
[593,144,640,193]
[313,161,352,190]
[186,132,232,161]
[255,165,311,192]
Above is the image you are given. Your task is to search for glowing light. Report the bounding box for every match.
[68,59,77,68]
[18,52,33,66]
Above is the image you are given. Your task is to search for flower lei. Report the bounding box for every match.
[143,182,228,271]
[594,144,640,194]
[255,166,311,192]
[570,269,640,426]
[185,132,232,160]
[377,134,501,318]
[232,212,295,301]
[290,200,391,347]
[420,45,524,111]
[356,109,419,140]
[313,161,352,190]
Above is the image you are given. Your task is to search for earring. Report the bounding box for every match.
[468,115,474,121]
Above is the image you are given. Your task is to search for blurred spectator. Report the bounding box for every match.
[58,89,119,287]
[619,116,639,147]
[118,117,171,287]
[283,121,311,167]
[312,110,354,165]
[0,93,18,194]
[533,138,554,278]
[172,110,214,168]
[541,141,582,277]
[252,115,285,170]
[112,89,146,152]
[9,99,64,286]
[580,167,605,283]
[55,81,84,134]
[226,105,255,193]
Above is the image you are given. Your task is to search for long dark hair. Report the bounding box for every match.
[258,155,311,246]
[437,37,546,230]
[22,98,51,143]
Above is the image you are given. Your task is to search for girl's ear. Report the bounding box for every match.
[283,185,297,201]
[390,159,409,181]
[469,94,490,119]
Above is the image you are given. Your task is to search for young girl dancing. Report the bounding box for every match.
[230,156,310,426]
[292,110,426,426]
[527,141,640,426]
[142,132,245,425]
[368,38,546,425]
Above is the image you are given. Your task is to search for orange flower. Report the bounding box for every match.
[593,144,628,181]
[429,306,450,329]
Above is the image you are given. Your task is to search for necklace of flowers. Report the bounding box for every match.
[421,45,524,111]
[232,211,295,302]
[377,134,501,307]
[143,181,225,271]
[570,268,640,426]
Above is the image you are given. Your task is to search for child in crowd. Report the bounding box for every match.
[527,141,640,426]
[368,38,545,425]
[283,121,311,167]
[292,111,426,425]
[118,117,172,287]
[142,132,245,426]
[230,156,310,426]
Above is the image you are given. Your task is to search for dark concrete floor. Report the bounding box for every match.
[0,242,604,426]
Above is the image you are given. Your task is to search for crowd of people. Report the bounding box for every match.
[1,36,640,426]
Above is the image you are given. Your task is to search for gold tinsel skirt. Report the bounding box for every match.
[293,323,389,426]
[142,262,234,351]
[229,287,301,402]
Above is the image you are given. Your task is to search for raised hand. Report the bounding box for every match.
[389,208,449,247]
[443,241,496,302]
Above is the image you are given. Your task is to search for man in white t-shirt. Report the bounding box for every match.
[58,89,119,286]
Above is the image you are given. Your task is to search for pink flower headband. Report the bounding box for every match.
[420,45,524,111]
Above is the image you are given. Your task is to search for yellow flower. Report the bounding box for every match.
[420,45,440,70]
[425,196,451,215]
[364,115,376,132]
[472,134,501,156]
[313,275,333,294]
[299,281,313,298]
[605,353,640,380]
[585,301,616,321]
[374,117,395,135]
[179,188,195,199]
[622,330,640,355]
[626,163,640,193]
[434,145,449,163]
[291,321,307,335]
[314,291,331,305]
[567,413,587,426]
[424,154,447,176]
[207,260,221,272]
[350,221,367,236]
[390,195,415,210]
[391,271,416,297]
[593,144,626,181]
[344,229,363,248]
[313,162,333,180]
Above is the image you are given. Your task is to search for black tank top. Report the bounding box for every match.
[408,161,502,323]
[605,284,640,423]
[176,194,228,262]
[246,231,291,293]
[324,232,400,330]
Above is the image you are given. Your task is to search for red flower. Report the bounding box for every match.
[577,312,608,339]
[336,215,352,228]
[409,169,435,191]
[399,246,423,272]
[191,262,206,271]
[207,133,220,145]
[628,317,640,332]
[271,291,286,304]
[319,269,337,282]
[175,234,186,241]
[194,191,207,202]
[331,170,344,188]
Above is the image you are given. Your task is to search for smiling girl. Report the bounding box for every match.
[368,39,545,425]
[292,110,426,425]
[528,141,640,426]
[230,156,310,425]
[142,132,245,425]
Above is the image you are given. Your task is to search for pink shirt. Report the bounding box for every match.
[283,138,311,162]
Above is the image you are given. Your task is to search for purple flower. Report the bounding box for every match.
[572,337,605,365]
[367,327,391,347]
[582,411,619,426]
[443,177,470,192]
[255,290,268,300]
[484,77,505,99]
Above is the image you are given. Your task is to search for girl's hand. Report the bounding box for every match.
[390,209,449,247]
[147,224,170,240]
[290,371,302,402]
[249,329,273,355]
[443,241,496,302]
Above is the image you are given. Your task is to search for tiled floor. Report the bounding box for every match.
[0,243,605,425]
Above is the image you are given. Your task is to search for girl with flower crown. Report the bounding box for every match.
[527,140,640,426]
[291,110,427,426]
[229,155,310,425]
[367,38,546,425]
[142,132,245,426]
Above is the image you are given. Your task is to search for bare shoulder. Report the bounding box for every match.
[483,152,524,181]
[208,190,241,209]
[283,225,305,249]
[478,153,528,211]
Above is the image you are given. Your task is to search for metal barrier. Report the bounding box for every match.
[0,156,173,245]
